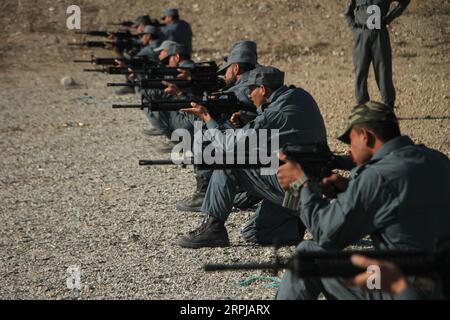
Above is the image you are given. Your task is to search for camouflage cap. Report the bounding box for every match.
[338,101,398,144]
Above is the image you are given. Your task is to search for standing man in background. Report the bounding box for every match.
[161,8,193,56]
[345,0,410,109]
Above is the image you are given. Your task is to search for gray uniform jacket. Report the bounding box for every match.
[205,85,328,150]
[299,135,450,251]
[136,38,163,63]
[161,20,193,55]
[345,0,410,28]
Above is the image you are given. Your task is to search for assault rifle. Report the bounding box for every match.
[112,92,251,116]
[74,30,138,40]
[139,142,355,209]
[83,67,141,75]
[205,239,450,298]
[85,61,218,77]
[107,76,225,93]
[74,57,117,66]
[107,20,135,28]
[68,40,137,51]
[107,19,165,28]
[75,56,158,69]
[138,143,354,172]
[140,61,218,79]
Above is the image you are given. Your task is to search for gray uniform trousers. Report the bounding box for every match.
[143,107,170,136]
[202,168,304,245]
[276,241,396,300]
[195,171,262,210]
[141,89,195,139]
[353,27,396,107]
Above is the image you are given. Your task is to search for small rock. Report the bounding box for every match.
[61,76,76,89]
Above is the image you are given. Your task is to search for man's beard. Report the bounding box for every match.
[224,73,237,89]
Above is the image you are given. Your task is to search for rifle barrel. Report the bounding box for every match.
[107,83,133,87]
[112,104,141,109]
[139,160,180,166]
[75,31,107,36]
[108,21,134,28]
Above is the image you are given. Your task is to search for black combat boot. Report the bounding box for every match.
[143,128,164,136]
[156,143,176,153]
[115,86,135,95]
[176,176,208,212]
[177,215,230,249]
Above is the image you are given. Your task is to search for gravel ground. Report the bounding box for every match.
[0,0,448,299]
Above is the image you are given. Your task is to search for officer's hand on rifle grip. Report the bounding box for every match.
[230,112,242,128]
[346,255,409,295]
[177,69,192,81]
[162,81,182,96]
[320,174,349,198]
[277,153,305,190]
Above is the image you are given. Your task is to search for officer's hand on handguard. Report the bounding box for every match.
[277,153,305,190]
[180,102,211,123]
[128,69,136,80]
[162,81,182,96]
[177,69,192,81]
[105,43,116,51]
[115,59,125,68]
[345,255,409,295]
[319,174,349,198]
[230,112,243,128]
